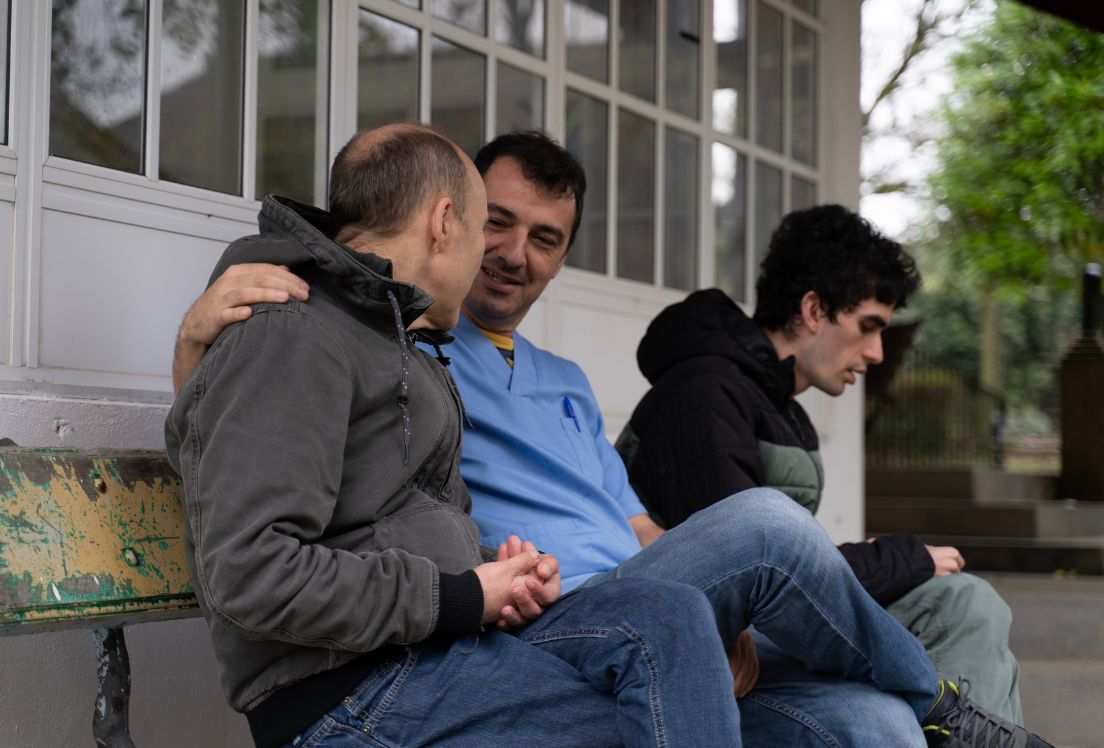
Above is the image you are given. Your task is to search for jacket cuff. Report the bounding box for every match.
[435,570,484,638]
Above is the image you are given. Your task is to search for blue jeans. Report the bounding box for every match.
[584,488,937,746]
[287,577,739,747]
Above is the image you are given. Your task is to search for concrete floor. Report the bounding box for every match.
[984,573,1104,748]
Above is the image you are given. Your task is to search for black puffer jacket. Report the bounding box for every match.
[619,288,932,605]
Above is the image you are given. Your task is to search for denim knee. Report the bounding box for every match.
[709,488,822,541]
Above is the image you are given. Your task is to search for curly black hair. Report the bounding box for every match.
[474,130,587,249]
[752,204,921,332]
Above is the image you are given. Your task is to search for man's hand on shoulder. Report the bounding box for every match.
[925,544,965,576]
[172,264,310,393]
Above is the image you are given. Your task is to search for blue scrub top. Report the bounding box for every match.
[421,316,645,591]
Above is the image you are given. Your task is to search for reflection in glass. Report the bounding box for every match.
[713,0,747,137]
[791,175,817,211]
[793,0,817,16]
[565,89,608,273]
[617,110,655,284]
[755,161,782,266]
[792,22,817,166]
[49,0,145,172]
[358,12,419,132]
[432,0,486,35]
[432,37,485,156]
[496,0,544,57]
[755,1,783,152]
[713,144,747,301]
[160,0,245,194]
[566,0,608,83]
[664,129,698,291]
[619,0,655,102]
[666,0,700,119]
[496,62,544,135]
[257,0,329,206]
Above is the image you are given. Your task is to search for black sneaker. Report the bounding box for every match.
[922,680,1054,748]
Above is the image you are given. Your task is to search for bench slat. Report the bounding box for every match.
[0,447,199,635]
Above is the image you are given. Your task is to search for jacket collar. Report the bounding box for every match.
[219,195,436,329]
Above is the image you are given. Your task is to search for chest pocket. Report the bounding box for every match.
[561,418,604,477]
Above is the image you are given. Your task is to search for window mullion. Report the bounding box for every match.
[419,23,431,124]
[145,0,162,182]
[242,0,259,201]
[653,0,667,286]
[328,0,355,163]
[546,0,565,141]
[699,0,715,290]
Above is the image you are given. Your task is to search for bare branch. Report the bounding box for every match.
[862,0,977,135]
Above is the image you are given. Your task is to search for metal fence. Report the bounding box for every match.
[865,347,1007,471]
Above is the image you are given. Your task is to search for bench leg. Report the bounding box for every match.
[92,626,136,748]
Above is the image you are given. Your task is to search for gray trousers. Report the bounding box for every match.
[885,573,1023,724]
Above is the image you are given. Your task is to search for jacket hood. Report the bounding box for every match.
[636,288,796,404]
[209,195,435,329]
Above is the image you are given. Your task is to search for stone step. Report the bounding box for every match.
[867,500,1104,538]
[914,535,1104,575]
[866,468,1060,501]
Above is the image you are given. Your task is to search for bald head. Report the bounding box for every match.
[329,124,471,238]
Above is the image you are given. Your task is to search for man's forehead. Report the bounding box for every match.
[850,298,895,326]
[483,161,576,231]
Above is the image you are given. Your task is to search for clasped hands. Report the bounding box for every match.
[474,535,561,630]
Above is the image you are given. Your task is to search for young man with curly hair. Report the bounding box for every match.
[620,204,1024,725]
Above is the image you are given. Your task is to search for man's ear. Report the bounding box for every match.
[428,195,452,250]
[799,290,826,333]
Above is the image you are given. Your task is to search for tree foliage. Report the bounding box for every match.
[928,0,1104,290]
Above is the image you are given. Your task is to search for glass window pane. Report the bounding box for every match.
[49,0,145,173]
[792,22,817,166]
[713,143,747,302]
[664,129,698,291]
[357,12,419,132]
[793,0,817,16]
[617,109,655,284]
[566,0,608,83]
[791,175,816,211]
[755,161,782,267]
[257,0,329,206]
[619,0,655,102]
[713,0,747,137]
[755,1,783,152]
[431,37,485,156]
[160,0,245,194]
[565,89,608,273]
[432,0,486,35]
[495,0,544,57]
[496,62,544,135]
[396,0,419,7]
[666,0,700,119]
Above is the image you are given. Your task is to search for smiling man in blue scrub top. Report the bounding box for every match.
[170,131,1049,748]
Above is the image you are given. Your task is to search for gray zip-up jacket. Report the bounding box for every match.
[165,196,486,735]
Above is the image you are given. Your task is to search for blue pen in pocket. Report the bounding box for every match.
[562,396,581,432]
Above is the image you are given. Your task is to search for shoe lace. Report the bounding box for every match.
[941,681,1017,748]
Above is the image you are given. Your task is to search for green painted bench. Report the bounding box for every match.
[0,442,197,747]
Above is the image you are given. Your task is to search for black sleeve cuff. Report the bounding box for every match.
[435,570,484,638]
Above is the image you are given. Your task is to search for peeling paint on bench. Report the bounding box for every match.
[0,447,197,635]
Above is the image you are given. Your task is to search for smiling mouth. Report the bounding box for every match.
[481,266,519,285]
